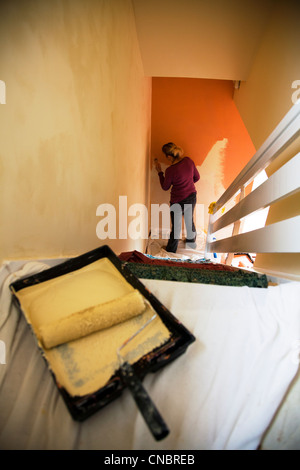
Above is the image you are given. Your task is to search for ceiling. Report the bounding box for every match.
[132,0,275,80]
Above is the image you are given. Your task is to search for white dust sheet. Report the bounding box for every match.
[0,259,300,450]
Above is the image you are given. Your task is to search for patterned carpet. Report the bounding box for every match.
[119,251,268,288]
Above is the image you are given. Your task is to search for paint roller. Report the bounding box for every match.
[154,158,161,171]
[37,288,170,441]
[37,289,146,349]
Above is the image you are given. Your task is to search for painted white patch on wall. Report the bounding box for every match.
[195,138,228,221]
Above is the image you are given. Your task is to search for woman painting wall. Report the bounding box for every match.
[150,78,256,248]
[154,142,200,253]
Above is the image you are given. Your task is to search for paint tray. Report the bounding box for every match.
[9,245,195,422]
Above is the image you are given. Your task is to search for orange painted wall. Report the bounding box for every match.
[151,78,256,190]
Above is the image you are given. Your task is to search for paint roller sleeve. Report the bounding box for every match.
[38,289,146,349]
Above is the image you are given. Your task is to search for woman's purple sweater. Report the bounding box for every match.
[158,157,200,204]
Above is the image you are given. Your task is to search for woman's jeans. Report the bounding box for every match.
[166,192,197,253]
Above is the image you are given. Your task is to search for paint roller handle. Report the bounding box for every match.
[121,361,169,441]
[154,158,162,173]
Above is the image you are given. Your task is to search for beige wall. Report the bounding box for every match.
[133,0,273,80]
[233,0,300,278]
[0,0,152,262]
[234,0,300,149]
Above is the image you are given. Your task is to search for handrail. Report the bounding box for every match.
[205,100,300,265]
[211,153,300,234]
[212,100,300,214]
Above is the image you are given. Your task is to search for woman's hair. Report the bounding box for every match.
[162,142,184,160]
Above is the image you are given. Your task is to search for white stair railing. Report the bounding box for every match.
[205,100,300,263]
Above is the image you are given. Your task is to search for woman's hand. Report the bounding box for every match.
[154,158,162,173]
